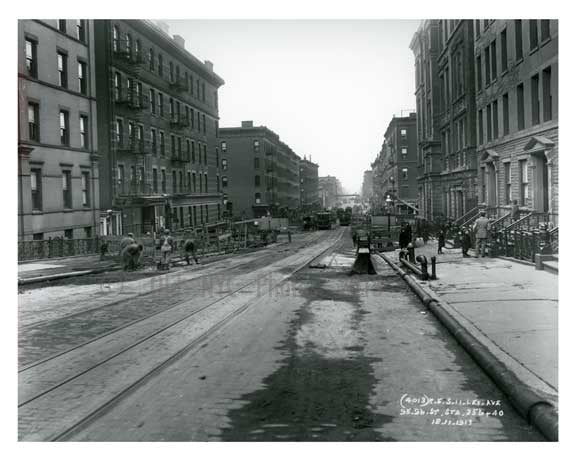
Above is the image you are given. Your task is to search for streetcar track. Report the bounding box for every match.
[18,234,323,370]
[44,231,343,441]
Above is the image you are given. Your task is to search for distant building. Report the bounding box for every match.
[361,170,374,202]
[93,20,225,235]
[318,176,342,209]
[374,113,418,214]
[474,19,558,224]
[219,121,301,219]
[299,157,320,212]
[18,20,101,240]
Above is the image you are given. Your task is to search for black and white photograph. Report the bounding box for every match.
[7,1,573,457]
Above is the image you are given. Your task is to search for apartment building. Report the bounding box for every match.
[474,19,558,224]
[18,19,100,240]
[93,20,225,235]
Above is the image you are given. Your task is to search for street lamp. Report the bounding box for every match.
[385,194,392,235]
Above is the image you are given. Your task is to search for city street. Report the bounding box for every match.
[18,229,544,441]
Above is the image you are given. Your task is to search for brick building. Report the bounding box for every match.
[436,20,479,221]
[318,176,342,210]
[18,20,101,240]
[474,20,558,224]
[219,121,301,219]
[410,20,443,221]
[93,20,224,235]
[379,113,418,213]
[299,157,320,212]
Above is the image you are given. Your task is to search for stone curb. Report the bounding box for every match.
[375,251,558,441]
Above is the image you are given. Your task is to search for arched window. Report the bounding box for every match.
[126,34,132,57]
[113,25,120,52]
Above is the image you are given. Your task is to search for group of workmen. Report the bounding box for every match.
[119,229,200,271]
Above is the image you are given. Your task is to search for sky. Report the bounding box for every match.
[165,20,420,194]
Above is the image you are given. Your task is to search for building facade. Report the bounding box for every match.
[219,121,301,220]
[18,20,101,240]
[410,20,444,221]
[299,157,320,212]
[361,170,374,202]
[436,20,479,221]
[93,20,224,235]
[474,19,558,224]
[318,176,342,210]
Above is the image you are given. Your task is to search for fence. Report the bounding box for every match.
[18,220,283,263]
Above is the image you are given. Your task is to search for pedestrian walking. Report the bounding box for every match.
[183,235,199,265]
[460,226,472,257]
[399,224,409,249]
[119,232,135,252]
[437,228,445,255]
[405,223,413,245]
[473,211,491,258]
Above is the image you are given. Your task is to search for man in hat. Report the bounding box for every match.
[159,229,174,269]
[473,211,491,258]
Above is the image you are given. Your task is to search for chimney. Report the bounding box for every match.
[204,60,214,72]
[241,121,253,128]
[173,34,185,48]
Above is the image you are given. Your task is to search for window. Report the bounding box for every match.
[169,98,174,119]
[204,174,208,193]
[517,83,525,130]
[161,169,166,193]
[169,62,174,82]
[118,165,125,193]
[80,115,88,148]
[255,193,261,204]
[28,102,39,141]
[81,172,90,206]
[222,176,228,188]
[76,20,86,42]
[203,144,207,165]
[172,170,177,194]
[59,110,69,145]
[158,93,164,117]
[519,159,529,206]
[255,175,261,187]
[492,100,499,139]
[153,168,158,193]
[401,147,408,159]
[171,135,176,156]
[491,40,497,81]
[531,73,540,125]
[192,173,197,192]
[62,170,72,208]
[77,60,88,94]
[57,52,68,88]
[187,172,192,192]
[135,39,141,59]
[486,104,492,142]
[500,27,508,72]
[254,157,260,169]
[158,53,163,76]
[400,129,407,138]
[151,129,157,155]
[64,229,73,239]
[114,72,121,100]
[150,89,156,114]
[503,93,510,135]
[25,38,37,78]
[126,34,132,58]
[149,48,154,72]
[253,139,260,152]
[191,142,195,163]
[476,55,482,90]
[30,168,42,210]
[202,82,206,102]
[196,79,200,97]
[222,158,228,170]
[484,46,490,86]
[84,227,92,238]
[541,20,550,42]
[543,67,552,121]
[197,112,201,130]
[478,109,484,145]
[221,141,227,152]
[529,20,538,50]
[179,171,184,193]
[160,131,165,156]
[58,20,67,33]
[190,108,195,129]
[515,20,523,60]
[113,25,120,52]
[202,114,206,133]
[402,168,408,180]
[504,163,512,204]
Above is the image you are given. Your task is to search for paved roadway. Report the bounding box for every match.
[18,228,544,441]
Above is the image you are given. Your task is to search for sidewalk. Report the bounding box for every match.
[377,239,558,439]
[18,255,118,282]
[409,240,558,390]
